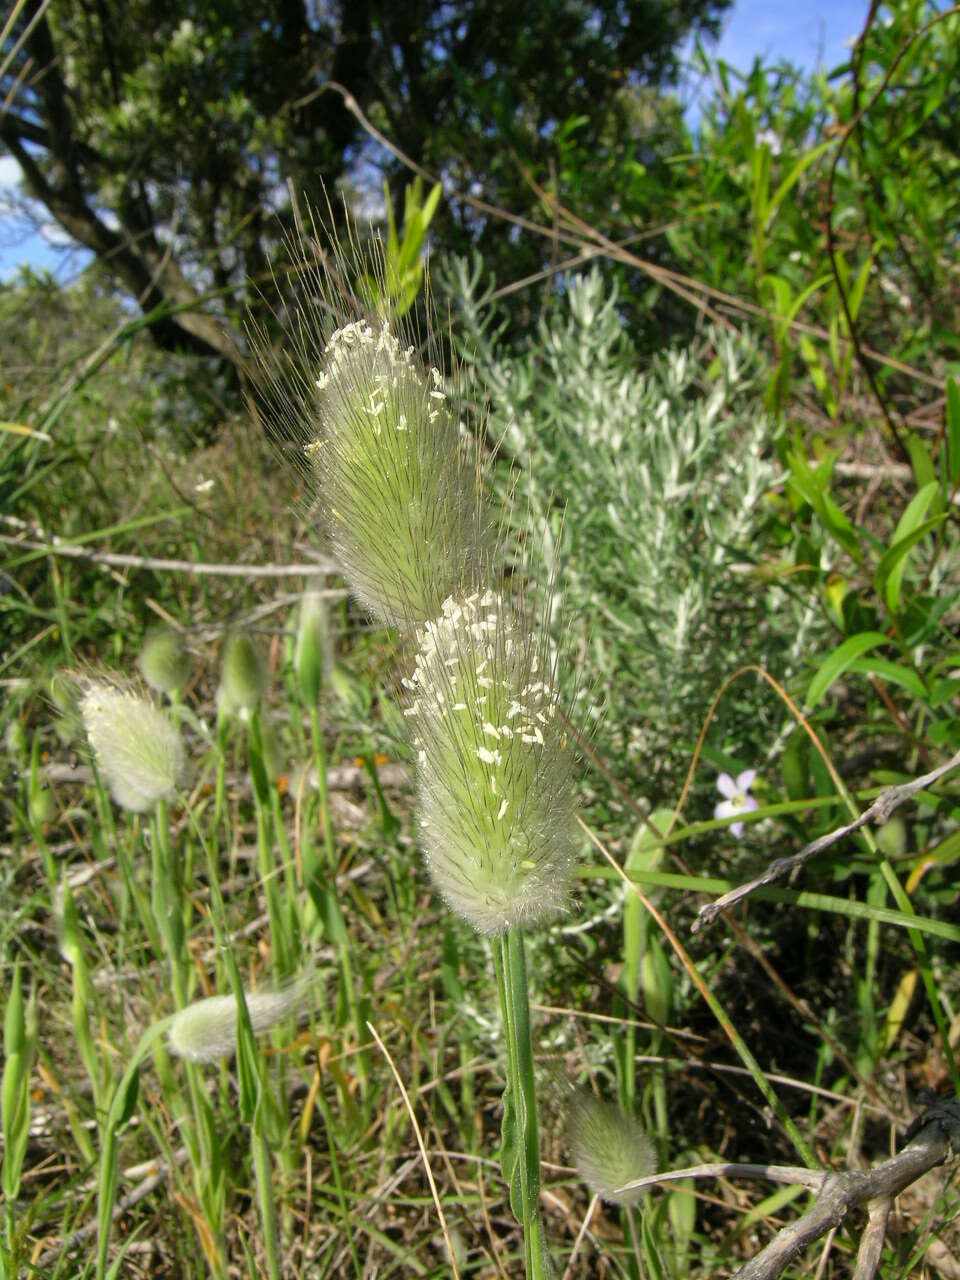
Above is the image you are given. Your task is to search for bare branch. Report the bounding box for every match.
[0,532,337,579]
[732,1099,958,1280]
[693,750,960,932]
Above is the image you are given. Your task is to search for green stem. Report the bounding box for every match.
[309,707,367,1092]
[496,930,551,1279]
[309,708,337,875]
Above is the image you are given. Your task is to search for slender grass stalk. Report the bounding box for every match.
[494,930,551,1279]
[307,704,367,1090]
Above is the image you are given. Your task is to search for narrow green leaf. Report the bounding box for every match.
[845,656,927,700]
[806,631,890,709]
[874,512,947,615]
[947,376,960,487]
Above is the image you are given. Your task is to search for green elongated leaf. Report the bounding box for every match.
[114,1065,140,1128]
[947,376,960,487]
[847,256,873,323]
[773,272,831,343]
[640,1202,669,1280]
[766,140,835,225]
[623,810,674,1003]
[806,631,890,709]
[874,512,947,615]
[799,335,829,396]
[787,448,861,561]
[905,432,936,493]
[845,656,928,700]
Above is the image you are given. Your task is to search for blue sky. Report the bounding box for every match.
[0,0,869,281]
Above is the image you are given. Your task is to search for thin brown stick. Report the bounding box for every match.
[731,1098,958,1280]
[694,749,960,931]
[1,533,337,578]
[852,1196,893,1280]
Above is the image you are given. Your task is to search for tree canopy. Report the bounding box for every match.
[1,0,729,360]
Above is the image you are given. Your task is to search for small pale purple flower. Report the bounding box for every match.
[714,770,759,837]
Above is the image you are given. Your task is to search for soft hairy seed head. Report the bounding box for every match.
[217,632,266,722]
[295,582,333,708]
[167,980,309,1064]
[80,681,186,813]
[138,626,189,697]
[308,318,485,628]
[406,589,577,934]
[246,218,487,634]
[567,1094,657,1207]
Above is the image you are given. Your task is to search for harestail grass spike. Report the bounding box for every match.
[567,1093,657,1208]
[405,587,578,934]
[167,978,312,1065]
[247,211,488,630]
[79,680,186,813]
[217,632,266,723]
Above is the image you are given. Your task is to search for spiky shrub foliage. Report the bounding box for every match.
[567,1093,657,1207]
[80,681,186,812]
[442,259,822,793]
[248,228,487,630]
[404,588,577,934]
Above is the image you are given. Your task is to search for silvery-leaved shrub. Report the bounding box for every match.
[441,258,824,795]
[248,227,488,631]
[567,1092,656,1207]
[79,680,186,812]
[404,587,578,934]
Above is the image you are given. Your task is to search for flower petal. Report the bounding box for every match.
[714,799,737,822]
[730,821,745,838]
[716,772,737,800]
[743,795,760,815]
[735,769,757,792]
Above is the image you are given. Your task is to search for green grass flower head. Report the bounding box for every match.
[405,588,578,934]
[567,1093,657,1207]
[80,680,186,812]
[248,222,486,631]
[138,625,189,697]
[295,581,333,707]
[308,315,485,628]
[217,632,266,722]
[167,979,310,1064]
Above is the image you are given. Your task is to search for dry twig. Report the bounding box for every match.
[693,750,960,932]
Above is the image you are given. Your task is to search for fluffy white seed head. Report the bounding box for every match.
[567,1094,657,1207]
[406,589,577,934]
[246,223,487,632]
[167,980,310,1064]
[308,318,485,628]
[80,681,186,813]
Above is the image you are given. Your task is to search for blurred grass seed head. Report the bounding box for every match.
[217,632,266,722]
[80,680,186,812]
[567,1093,657,1207]
[138,625,189,697]
[167,979,311,1064]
